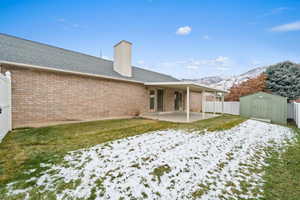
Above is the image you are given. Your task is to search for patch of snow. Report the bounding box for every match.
[4,120,294,199]
[23,169,36,174]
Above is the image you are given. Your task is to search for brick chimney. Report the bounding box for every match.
[113,40,132,77]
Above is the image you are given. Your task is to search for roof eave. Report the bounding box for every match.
[144,81,227,93]
[0,60,144,84]
[0,61,227,93]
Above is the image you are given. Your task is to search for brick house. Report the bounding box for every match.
[0,34,225,128]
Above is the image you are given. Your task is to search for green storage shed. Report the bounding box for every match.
[240,92,287,124]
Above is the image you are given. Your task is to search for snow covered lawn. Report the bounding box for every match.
[4,120,295,199]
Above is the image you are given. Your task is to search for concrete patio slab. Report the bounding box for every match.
[141,112,219,123]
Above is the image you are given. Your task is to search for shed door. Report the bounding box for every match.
[251,96,271,119]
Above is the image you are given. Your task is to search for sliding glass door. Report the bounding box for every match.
[157,89,164,112]
[174,91,183,111]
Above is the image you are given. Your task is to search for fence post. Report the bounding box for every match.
[294,102,296,122]
[221,94,224,115]
[5,71,12,131]
[295,103,300,128]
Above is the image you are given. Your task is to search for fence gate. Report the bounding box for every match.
[0,71,12,142]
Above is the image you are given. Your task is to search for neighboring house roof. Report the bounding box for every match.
[0,33,178,83]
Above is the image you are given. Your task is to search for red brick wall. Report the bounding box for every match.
[190,92,202,112]
[1,64,205,127]
[164,88,176,111]
[164,89,202,112]
[2,64,148,128]
[162,89,201,112]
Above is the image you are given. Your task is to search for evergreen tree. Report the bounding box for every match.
[265,61,300,101]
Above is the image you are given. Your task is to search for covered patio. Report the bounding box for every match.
[143,81,227,123]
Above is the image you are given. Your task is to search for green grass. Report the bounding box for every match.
[261,125,300,200]
[0,114,245,190]
[192,183,211,199]
[151,164,172,184]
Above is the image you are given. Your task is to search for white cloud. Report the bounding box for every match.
[215,56,229,63]
[160,56,231,71]
[217,67,230,71]
[176,26,192,35]
[202,35,211,40]
[270,21,300,32]
[261,7,289,17]
[186,65,199,70]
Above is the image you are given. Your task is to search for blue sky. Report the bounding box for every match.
[1,0,300,79]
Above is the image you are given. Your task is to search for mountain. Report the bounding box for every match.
[188,66,267,91]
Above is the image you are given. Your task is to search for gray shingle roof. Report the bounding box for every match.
[0,33,179,82]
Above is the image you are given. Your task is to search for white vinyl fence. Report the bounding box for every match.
[205,101,300,127]
[0,71,12,142]
[288,103,300,128]
[204,101,240,115]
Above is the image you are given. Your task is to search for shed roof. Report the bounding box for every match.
[240,91,287,99]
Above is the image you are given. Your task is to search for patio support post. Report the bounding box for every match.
[202,90,205,118]
[222,93,224,115]
[186,86,190,122]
